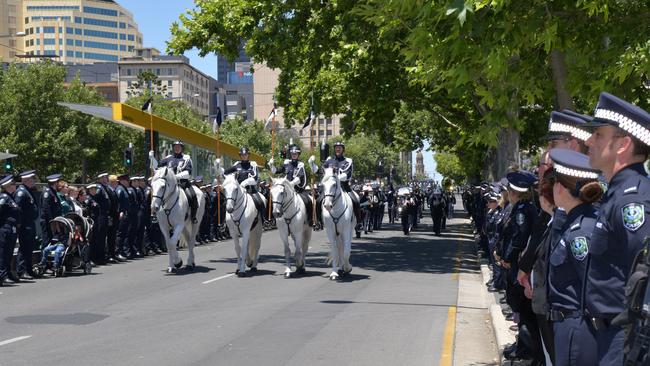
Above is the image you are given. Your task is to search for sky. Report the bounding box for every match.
[118,0,439,178]
[119,0,218,79]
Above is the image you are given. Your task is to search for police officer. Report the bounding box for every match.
[144,177,162,254]
[211,181,227,241]
[386,184,396,224]
[84,183,102,264]
[14,170,39,279]
[221,147,267,219]
[91,173,110,265]
[269,144,314,226]
[428,186,446,235]
[581,92,650,364]
[127,176,140,258]
[40,174,63,249]
[152,141,198,223]
[308,141,362,229]
[546,149,604,365]
[115,174,131,260]
[132,176,147,255]
[0,175,20,286]
[98,173,120,262]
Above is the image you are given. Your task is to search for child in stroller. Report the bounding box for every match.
[35,213,93,277]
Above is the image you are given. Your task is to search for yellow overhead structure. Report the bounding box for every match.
[111,103,266,165]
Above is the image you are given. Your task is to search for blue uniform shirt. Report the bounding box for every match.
[115,184,130,215]
[275,159,307,190]
[0,192,19,229]
[160,153,192,175]
[14,184,38,227]
[548,203,598,312]
[40,185,62,223]
[585,162,650,317]
[503,201,538,263]
[94,184,111,216]
[323,156,353,181]
[224,161,259,185]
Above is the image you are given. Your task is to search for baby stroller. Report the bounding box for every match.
[34,213,94,277]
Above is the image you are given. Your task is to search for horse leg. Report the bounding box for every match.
[168,224,184,271]
[157,219,175,272]
[229,223,243,276]
[324,222,339,281]
[297,220,311,275]
[185,225,196,270]
[239,229,250,276]
[279,224,292,278]
[248,224,262,271]
[342,228,353,275]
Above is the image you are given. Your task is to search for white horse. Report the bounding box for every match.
[321,168,355,280]
[150,166,205,273]
[270,178,312,278]
[222,174,265,277]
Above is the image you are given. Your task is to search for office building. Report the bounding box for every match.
[1,0,142,63]
[118,48,216,117]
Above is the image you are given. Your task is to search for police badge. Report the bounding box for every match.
[622,203,645,232]
[571,237,589,261]
[516,213,525,225]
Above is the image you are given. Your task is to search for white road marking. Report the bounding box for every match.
[202,273,235,284]
[0,336,31,347]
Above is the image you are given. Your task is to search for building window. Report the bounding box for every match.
[59,27,63,33]
[120,45,126,51]
[84,52,118,62]
[36,27,40,34]
[168,80,173,87]
[36,39,41,45]
[126,69,131,76]
[44,50,56,56]
[84,17,118,28]
[127,81,132,87]
[84,40,118,51]
[66,39,74,46]
[119,33,126,40]
[59,38,63,45]
[119,22,126,29]
[24,17,29,24]
[8,39,15,47]
[8,4,16,12]
[75,28,82,35]
[8,16,16,25]
[128,46,134,52]
[75,17,82,24]
[75,40,82,46]
[75,51,83,58]
[43,27,56,34]
[25,40,29,48]
[127,34,135,41]
[66,50,74,57]
[27,5,80,11]
[84,29,118,39]
[156,69,160,75]
[83,6,118,17]
[66,27,74,34]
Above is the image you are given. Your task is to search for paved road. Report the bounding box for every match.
[0,210,484,366]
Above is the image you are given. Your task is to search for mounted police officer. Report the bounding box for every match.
[14,170,39,279]
[269,144,314,226]
[580,92,650,365]
[0,175,20,286]
[308,141,362,230]
[154,141,199,224]
[40,174,63,249]
[220,147,267,221]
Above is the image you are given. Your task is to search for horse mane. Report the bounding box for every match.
[321,168,337,184]
[223,174,238,187]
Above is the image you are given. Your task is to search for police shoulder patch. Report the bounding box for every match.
[43,191,49,199]
[570,237,589,261]
[622,203,645,232]
[516,212,526,225]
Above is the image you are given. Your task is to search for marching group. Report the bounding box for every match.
[468,92,650,365]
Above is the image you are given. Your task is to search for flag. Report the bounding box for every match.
[264,103,277,129]
[212,107,222,132]
[301,106,315,130]
[141,97,153,113]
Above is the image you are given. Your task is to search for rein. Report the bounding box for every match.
[225,182,248,236]
[273,185,300,236]
[152,172,181,228]
[323,176,347,236]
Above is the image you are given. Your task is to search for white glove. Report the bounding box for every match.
[175,171,190,180]
[338,173,348,182]
[148,150,154,158]
[308,155,318,173]
[290,177,300,186]
[215,158,221,166]
[241,177,256,187]
[268,157,274,166]
[308,155,315,164]
[149,153,158,169]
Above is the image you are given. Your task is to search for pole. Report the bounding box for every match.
[216,127,222,229]
[268,113,276,221]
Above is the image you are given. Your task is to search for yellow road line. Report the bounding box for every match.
[439,306,457,366]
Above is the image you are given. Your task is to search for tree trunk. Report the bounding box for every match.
[494,127,520,178]
[550,49,574,111]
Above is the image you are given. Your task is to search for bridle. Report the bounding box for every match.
[151,168,180,226]
[272,182,299,228]
[323,174,347,235]
[224,178,248,235]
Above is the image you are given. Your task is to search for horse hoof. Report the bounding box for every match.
[329,274,339,281]
[166,267,175,274]
[174,259,183,269]
[249,267,257,273]
[284,272,292,279]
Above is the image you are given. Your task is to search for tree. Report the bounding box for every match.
[0,62,144,181]
[434,152,465,185]
[125,70,168,98]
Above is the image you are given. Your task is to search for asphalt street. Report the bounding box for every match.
[0,207,487,366]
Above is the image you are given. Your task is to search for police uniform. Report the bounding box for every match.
[0,175,19,286]
[546,148,602,366]
[115,175,131,259]
[92,173,110,264]
[223,147,267,219]
[126,179,140,258]
[98,173,119,262]
[582,93,650,365]
[386,185,396,223]
[428,188,446,235]
[40,174,63,248]
[270,146,314,225]
[158,141,198,223]
[14,170,39,277]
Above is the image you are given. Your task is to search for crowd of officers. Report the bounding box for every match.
[468,91,650,366]
[0,169,232,286]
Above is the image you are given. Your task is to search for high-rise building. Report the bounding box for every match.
[0,0,22,61]
[1,0,142,63]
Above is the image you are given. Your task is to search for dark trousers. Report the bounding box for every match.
[91,216,108,263]
[594,325,624,365]
[16,226,36,275]
[553,317,596,366]
[147,219,162,251]
[536,314,555,364]
[431,208,444,234]
[136,209,146,254]
[40,218,52,250]
[117,215,130,257]
[0,227,17,280]
[107,215,118,259]
[516,296,545,364]
[127,211,139,257]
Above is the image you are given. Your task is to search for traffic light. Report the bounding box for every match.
[4,158,13,172]
[124,148,133,167]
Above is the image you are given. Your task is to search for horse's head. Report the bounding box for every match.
[150,167,172,212]
[270,178,286,218]
[321,168,339,211]
[222,174,241,214]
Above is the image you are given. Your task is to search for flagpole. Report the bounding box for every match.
[268,109,276,221]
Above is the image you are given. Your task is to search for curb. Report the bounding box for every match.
[480,261,516,364]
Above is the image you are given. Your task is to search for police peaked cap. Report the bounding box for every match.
[239,147,249,155]
[586,92,650,147]
[96,172,108,179]
[19,170,36,179]
[0,174,14,187]
[547,111,592,142]
[549,148,600,180]
[506,171,537,192]
[46,174,62,183]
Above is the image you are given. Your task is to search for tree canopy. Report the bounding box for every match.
[168,0,650,181]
